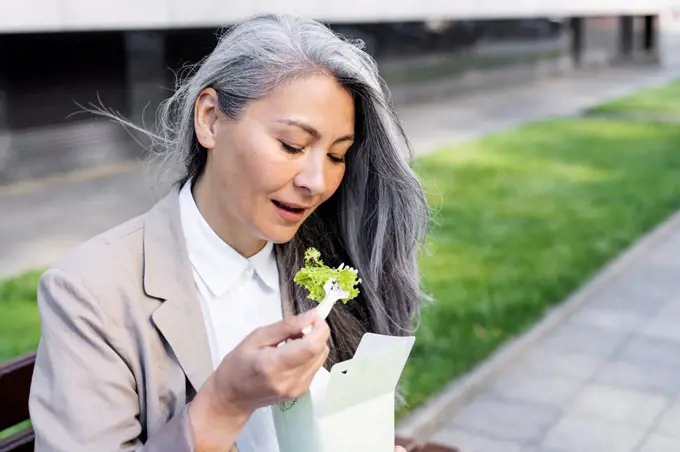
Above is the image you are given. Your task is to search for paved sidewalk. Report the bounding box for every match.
[1,65,680,280]
[426,213,680,452]
[398,65,680,154]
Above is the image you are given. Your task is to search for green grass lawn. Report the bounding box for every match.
[0,269,43,362]
[0,271,41,439]
[398,117,680,414]
[3,83,680,425]
[586,80,680,117]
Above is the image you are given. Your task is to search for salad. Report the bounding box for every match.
[293,247,361,304]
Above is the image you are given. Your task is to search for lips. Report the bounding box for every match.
[272,200,309,222]
[272,200,307,213]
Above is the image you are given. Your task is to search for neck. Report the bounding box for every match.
[191,175,267,258]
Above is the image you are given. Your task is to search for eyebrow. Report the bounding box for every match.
[277,119,354,144]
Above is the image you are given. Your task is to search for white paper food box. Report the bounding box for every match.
[273,333,415,452]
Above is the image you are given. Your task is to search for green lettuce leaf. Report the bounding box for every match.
[293,247,361,303]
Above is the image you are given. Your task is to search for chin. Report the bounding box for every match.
[261,225,301,245]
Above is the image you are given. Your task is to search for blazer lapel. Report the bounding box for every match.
[142,184,214,394]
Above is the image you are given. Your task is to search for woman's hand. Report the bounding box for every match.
[214,309,330,412]
[188,310,329,450]
[395,447,408,452]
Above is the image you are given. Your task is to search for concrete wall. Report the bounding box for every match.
[0,0,670,33]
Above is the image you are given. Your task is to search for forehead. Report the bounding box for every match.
[246,74,356,134]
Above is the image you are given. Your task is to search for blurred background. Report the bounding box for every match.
[0,1,673,186]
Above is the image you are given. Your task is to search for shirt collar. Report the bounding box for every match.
[178,180,279,296]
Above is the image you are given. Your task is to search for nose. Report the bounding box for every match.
[294,150,326,197]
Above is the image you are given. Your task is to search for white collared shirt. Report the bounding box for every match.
[178,180,282,452]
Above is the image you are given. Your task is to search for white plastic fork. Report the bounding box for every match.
[301,278,350,335]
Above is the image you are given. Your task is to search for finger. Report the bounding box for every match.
[300,342,329,375]
[308,344,330,375]
[287,344,330,398]
[250,310,317,347]
[305,317,331,344]
[276,321,330,369]
[395,447,407,452]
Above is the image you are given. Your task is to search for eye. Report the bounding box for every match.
[279,140,303,154]
[328,154,346,164]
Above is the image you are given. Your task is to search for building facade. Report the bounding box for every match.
[0,0,668,32]
[0,1,672,184]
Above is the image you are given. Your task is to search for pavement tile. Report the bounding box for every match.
[489,369,585,407]
[541,414,647,452]
[513,346,608,380]
[651,293,680,317]
[619,264,680,295]
[541,323,629,358]
[639,317,680,344]
[592,286,670,316]
[654,401,680,439]
[569,305,648,332]
[645,234,680,267]
[448,395,562,443]
[639,297,680,343]
[567,384,669,428]
[637,434,680,452]
[594,358,680,397]
[618,335,680,369]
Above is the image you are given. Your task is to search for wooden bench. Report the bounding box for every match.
[0,352,36,452]
[0,353,459,452]
[396,435,460,452]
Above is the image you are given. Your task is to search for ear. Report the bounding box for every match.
[194,88,220,149]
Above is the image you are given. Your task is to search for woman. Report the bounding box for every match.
[29,13,429,452]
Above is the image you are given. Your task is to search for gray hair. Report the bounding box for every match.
[130,14,430,371]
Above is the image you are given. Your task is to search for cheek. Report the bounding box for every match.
[244,151,295,195]
[323,166,346,200]
[213,134,280,194]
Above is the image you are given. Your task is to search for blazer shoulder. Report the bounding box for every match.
[56,212,144,267]
[44,213,148,303]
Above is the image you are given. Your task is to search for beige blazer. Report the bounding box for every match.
[29,185,291,451]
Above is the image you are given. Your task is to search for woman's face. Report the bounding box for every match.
[193,73,355,256]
